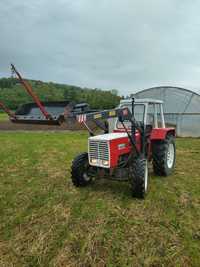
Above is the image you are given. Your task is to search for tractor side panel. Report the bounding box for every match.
[150,128,175,140]
[109,132,141,168]
[109,137,130,168]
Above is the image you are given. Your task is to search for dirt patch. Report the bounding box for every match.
[0,119,90,131]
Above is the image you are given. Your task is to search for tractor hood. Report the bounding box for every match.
[89,132,128,141]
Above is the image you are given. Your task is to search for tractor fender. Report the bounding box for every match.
[150,128,175,141]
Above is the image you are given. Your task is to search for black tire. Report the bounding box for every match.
[71,152,92,187]
[152,135,176,176]
[130,156,148,199]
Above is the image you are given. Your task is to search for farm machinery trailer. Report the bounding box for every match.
[0,64,94,125]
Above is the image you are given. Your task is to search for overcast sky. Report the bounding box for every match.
[1,0,200,95]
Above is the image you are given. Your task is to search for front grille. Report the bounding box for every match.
[89,140,109,166]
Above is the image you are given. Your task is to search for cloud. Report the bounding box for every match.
[1,0,200,95]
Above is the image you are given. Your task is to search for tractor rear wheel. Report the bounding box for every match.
[152,135,176,176]
[71,152,92,187]
[130,156,148,199]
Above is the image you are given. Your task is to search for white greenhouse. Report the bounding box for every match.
[133,86,200,137]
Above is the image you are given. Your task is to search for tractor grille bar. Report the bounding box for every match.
[89,140,109,167]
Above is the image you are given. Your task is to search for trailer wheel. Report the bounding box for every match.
[71,152,92,187]
[130,156,148,199]
[152,135,176,176]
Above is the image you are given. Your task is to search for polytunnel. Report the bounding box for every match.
[133,86,200,137]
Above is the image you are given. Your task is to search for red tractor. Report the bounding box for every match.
[71,98,176,198]
[1,68,175,199]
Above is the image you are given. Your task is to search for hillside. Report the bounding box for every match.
[0,78,120,110]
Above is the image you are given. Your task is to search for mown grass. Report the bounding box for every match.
[0,132,200,267]
[0,113,8,121]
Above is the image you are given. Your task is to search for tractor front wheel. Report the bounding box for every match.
[130,156,148,199]
[71,152,92,187]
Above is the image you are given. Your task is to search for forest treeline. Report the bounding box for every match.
[0,78,121,110]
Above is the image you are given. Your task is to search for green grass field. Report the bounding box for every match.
[0,132,200,267]
[0,113,8,121]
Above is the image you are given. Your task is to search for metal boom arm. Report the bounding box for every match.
[76,107,132,123]
[0,101,16,119]
[75,106,142,154]
[11,64,52,120]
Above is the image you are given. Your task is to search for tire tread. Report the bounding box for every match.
[131,156,147,199]
[152,135,175,176]
[71,152,91,187]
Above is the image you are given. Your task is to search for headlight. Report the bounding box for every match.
[102,160,109,166]
[91,158,97,164]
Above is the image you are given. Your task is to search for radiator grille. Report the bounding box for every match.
[89,140,109,162]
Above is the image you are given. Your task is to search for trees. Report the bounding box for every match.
[0,78,120,110]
